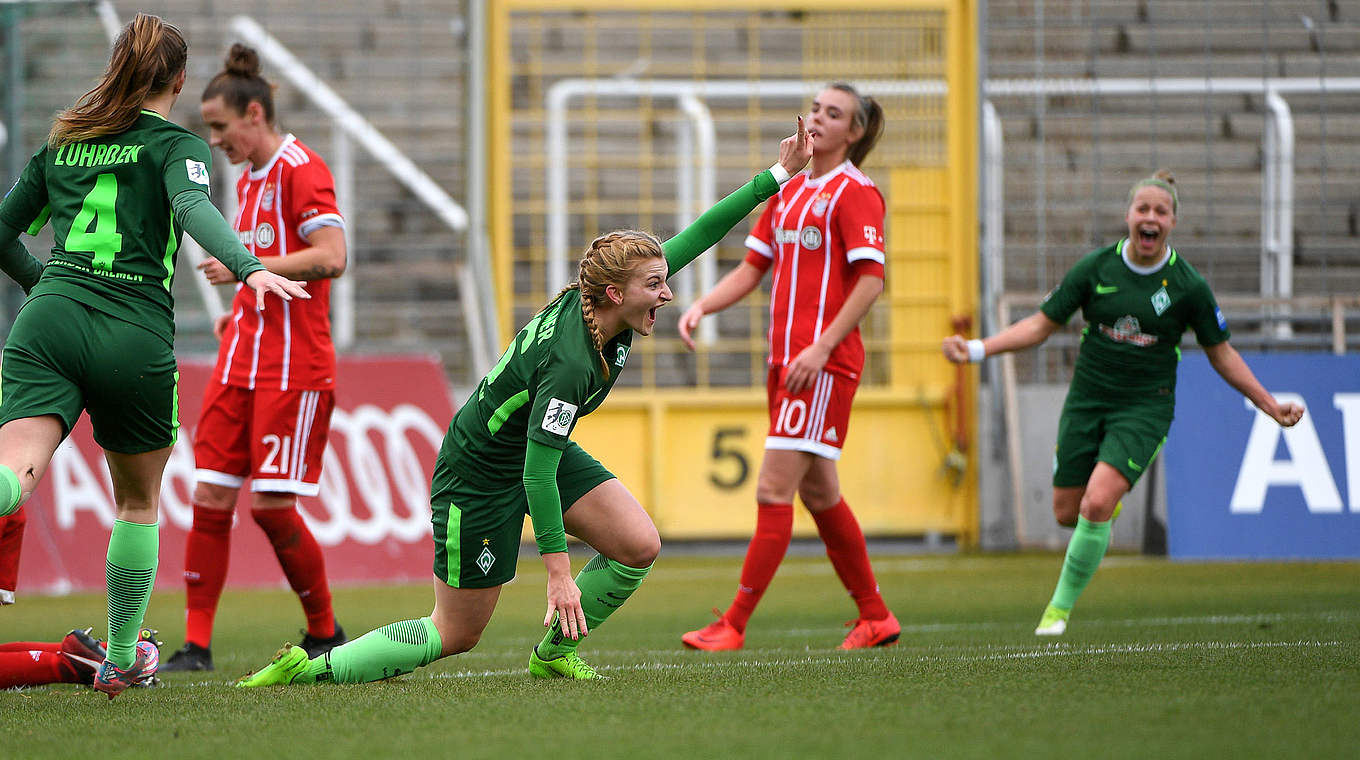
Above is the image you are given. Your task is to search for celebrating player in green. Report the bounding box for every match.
[943,170,1304,636]
[237,121,815,686]
[0,14,307,698]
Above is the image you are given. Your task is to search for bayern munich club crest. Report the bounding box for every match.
[800,225,823,250]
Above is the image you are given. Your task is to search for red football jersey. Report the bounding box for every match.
[744,161,886,380]
[214,135,344,391]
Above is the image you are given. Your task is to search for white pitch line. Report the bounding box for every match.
[761,609,1360,637]
[647,554,1156,582]
[416,638,1344,681]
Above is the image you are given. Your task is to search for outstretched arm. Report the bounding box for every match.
[1204,340,1304,427]
[942,311,1063,364]
[172,189,311,307]
[662,118,814,274]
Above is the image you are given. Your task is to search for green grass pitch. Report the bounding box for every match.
[3,552,1358,759]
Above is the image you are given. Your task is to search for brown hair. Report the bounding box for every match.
[1129,169,1178,214]
[48,13,187,147]
[201,43,276,124]
[547,230,665,379]
[829,82,885,167]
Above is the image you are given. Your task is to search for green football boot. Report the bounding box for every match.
[235,644,311,687]
[528,647,605,680]
[1034,604,1070,636]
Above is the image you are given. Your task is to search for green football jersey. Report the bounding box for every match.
[1040,239,1230,399]
[431,167,784,500]
[0,110,214,344]
[434,287,632,492]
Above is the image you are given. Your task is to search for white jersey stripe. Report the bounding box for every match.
[245,166,268,390]
[277,168,292,392]
[299,213,344,240]
[779,182,815,366]
[846,246,886,264]
[745,235,774,259]
[813,180,852,339]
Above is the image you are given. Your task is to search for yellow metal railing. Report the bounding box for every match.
[487,0,978,542]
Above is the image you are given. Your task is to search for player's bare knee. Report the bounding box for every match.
[192,482,236,511]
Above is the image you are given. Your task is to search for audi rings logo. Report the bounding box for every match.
[46,403,446,547]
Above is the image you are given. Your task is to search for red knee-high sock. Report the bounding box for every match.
[251,506,335,639]
[0,640,58,653]
[0,650,82,688]
[0,505,28,597]
[724,502,794,633]
[183,505,234,648]
[811,498,890,621]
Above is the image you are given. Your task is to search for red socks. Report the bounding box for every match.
[183,505,234,648]
[0,650,82,688]
[811,498,890,621]
[0,505,28,598]
[724,502,793,633]
[251,507,335,639]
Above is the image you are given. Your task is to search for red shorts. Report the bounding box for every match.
[764,367,859,460]
[193,383,335,496]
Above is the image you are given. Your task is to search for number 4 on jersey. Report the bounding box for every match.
[66,173,123,271]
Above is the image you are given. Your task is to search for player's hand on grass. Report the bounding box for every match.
[777,116,814,177]
[941,334,971,364]
[678,302,706,351]
[245,269,310,309]
[543,552,588,640]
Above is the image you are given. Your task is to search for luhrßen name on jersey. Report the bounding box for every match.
[52,142,145,168]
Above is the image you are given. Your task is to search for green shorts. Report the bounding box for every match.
[1052,390,1172,489]
[431,442,615,588]
[0,294,179,454]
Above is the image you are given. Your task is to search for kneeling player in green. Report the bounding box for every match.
[942,170,1304,636]
[237,121,815,685]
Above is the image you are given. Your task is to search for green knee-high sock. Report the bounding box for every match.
[538,555,651,658]
[305,617,442,684]
[1048,515,1112,612]
[0,464,20,517]
[105,519,159,668]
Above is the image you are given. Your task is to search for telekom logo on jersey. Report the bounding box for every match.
[1229,392,1360,513]
[42,403,445,544]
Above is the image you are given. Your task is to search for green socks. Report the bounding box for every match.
[1048,515,1112,612]
[105,519,159,668]
[312,617,442,684]
[0,464,20,517]
[537,555,651,659]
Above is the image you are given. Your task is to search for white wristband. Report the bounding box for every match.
[769,162,792,184]
[966,339,986,363]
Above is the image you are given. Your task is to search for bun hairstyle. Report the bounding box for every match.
[829,82,885,167]
[48,13,187,147]
[1129,169,1178,214]
[201,43,276,124]
[547,230,665,379]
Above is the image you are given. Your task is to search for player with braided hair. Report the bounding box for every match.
[236,120,815,686]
